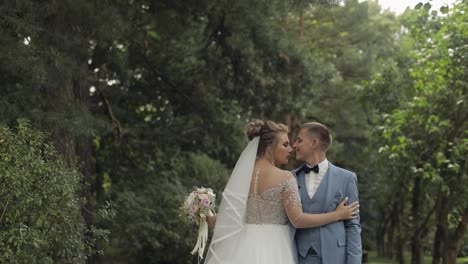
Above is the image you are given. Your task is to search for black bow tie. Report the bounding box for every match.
[300,164,319,174]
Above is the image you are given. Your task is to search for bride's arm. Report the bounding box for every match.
[282,176,359,229]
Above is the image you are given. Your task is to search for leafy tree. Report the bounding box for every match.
[3,0,466,263]
[0,2,123,262]
[82,0,329,261]
[0,119,95,263]
[366,1,467,263]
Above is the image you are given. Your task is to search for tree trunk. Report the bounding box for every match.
[396,239,405,264]
[386,200,401,258]
[411,234,423,264]
[442,208,468,264]
[432,193,445,264]
[73,67,97,264]
[376,209,389,257]
[286,113,301,169]
[42,7,95,263]
[432,225,443,264]
[411,176,423,264]
[396,199,405,264]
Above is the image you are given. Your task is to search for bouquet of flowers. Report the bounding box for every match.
[180,187,216,259]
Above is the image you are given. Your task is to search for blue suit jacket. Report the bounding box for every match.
[292,162,362,264]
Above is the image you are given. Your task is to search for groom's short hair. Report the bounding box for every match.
[301,122,332,151]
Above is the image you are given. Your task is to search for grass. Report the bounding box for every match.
[366,251,468,264]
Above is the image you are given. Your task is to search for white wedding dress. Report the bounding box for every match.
[204,137,301,264]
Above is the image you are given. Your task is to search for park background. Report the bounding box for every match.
[0,0,466,263]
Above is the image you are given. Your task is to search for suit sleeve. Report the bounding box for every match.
[345,173,362,264]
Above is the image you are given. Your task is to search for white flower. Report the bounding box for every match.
[185,193,196,207]
[198,193,208,201]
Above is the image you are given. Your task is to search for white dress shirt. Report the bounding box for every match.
[305,159,329,199]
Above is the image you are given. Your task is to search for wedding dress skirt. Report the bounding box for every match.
[204,138,301,264]
[206,224,297,264]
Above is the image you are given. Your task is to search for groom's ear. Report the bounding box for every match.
[311,138,320,149]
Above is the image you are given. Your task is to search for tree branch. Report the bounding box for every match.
[417,200,437,235]
[97,87,122,141]
[0,198,10,224]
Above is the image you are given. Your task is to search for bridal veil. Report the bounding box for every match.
[204,137,259,263]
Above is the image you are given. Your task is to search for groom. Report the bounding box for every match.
[292,122,361,264]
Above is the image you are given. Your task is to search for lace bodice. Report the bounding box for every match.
[245,173,302,225]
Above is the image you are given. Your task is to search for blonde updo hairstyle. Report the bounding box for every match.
[245,120,289,158]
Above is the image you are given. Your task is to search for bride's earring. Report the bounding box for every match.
[266,148,275,165]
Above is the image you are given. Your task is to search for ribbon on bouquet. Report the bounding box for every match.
[191,218,208,259]
[191,210,214,261]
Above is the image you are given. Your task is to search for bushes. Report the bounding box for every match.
[0,119,87,263]
[102,151,230,263]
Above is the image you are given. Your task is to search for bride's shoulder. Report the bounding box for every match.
[272,168,295,183]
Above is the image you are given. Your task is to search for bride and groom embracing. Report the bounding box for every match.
[204,120,362,264]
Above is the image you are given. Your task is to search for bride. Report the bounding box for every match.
[204,120,359,264]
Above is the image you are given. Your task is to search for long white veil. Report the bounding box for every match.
[204,137,259,264]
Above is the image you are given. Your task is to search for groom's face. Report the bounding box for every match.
[293,129,316,161]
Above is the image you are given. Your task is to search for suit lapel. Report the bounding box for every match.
[293,167,310,201]
[323,162,336,212]
[294,164,332,204]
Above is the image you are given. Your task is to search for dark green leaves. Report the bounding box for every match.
[0,120,86,263]
[440,5,449,14]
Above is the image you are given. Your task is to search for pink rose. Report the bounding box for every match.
[199,198,209,207]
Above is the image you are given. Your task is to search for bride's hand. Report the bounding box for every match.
[335,197,359,220]
[206,215,217,228]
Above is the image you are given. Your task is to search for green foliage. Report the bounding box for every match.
[102,151,229,263]
[1,0,466,262]
[365,0,468,260]
[0,119,87,263]
[294,0,403,171]
[382,0,467,212]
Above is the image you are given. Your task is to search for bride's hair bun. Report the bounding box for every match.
[245,119,289,157]
[245,120,264,140]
